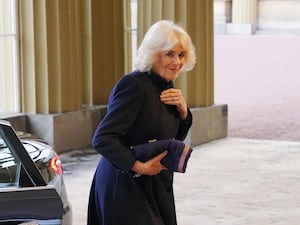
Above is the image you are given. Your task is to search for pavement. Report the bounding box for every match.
[214,35,300,142]
[61,137,300,225]
[173,138,300,225]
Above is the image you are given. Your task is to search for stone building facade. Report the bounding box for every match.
[214,0,300,35]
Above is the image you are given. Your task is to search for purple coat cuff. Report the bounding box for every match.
[131,139,193,173]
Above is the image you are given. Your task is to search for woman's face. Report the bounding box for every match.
[152,44,186,82]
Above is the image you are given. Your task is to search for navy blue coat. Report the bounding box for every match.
[88,70,192,225]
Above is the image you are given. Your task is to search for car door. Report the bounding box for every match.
[0,120,63,225]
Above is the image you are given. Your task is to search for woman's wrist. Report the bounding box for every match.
[178,107,188,120]
[132,160,145,174]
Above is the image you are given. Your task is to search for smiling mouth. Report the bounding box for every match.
[169,68,180,72]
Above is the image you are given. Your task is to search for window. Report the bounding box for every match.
[0,0,19,114]
[0,135,20,187]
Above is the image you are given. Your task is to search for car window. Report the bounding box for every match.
[0,120,47,187]
[0,135,20,188]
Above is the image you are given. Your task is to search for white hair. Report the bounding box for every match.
[134,20,196,72]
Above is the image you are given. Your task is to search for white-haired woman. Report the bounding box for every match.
[88,20,196,225]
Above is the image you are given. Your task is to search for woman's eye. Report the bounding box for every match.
[178,53,185,58]
[166,52,174,57]
[165,51,185,59]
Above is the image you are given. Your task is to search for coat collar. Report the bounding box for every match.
[147,70,174,90]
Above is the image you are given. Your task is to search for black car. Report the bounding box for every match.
[0,120,72,225]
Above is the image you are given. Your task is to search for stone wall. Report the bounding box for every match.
[4,105,228,154]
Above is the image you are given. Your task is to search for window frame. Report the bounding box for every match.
[0,0,20,114]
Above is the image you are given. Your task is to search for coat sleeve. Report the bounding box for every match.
[132,139,193,173]
[175,108,193,141]
[92,75,143,173]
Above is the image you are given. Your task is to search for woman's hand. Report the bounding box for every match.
[160,88,188,119]
[132,151,168,176]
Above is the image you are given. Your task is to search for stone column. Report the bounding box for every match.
[18,0,125,112]
[214,0,232,34]
[185,0,214,107]
[124,0,132,73]
[91,0,125,104]
[80,0,93,106]
[19,0,86,113]
[228,0,258,34]
[19,0,39,112]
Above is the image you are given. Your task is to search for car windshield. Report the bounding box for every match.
[0,136,20,187]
